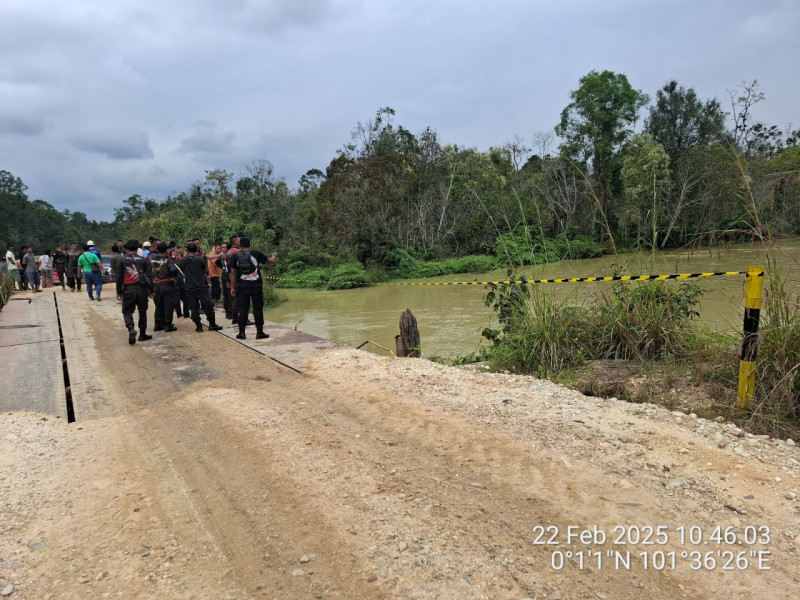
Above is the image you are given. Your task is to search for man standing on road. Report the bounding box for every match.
[87,241,101,259]
[230,237,276,340]
[66,242,82,293]
[22,246,40,292]
[5,245,21,290]
[149,242,179,333]
[38,249,53,288]
[226,236,241,323]
[52,243,67,290]
[178,242,223,333]
[216,243,232,319]
[206,242,223,307]
[78,244,103,301]
[116,240,154,345]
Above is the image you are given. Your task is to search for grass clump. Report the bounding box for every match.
[482,275,705,378]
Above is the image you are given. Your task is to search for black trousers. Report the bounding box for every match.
[210,276,221,303]
[154,281,179,328]
[186,287,214,323]
[237,285,264,330]
[222,278,232,315]
[122,283,150,331]
[55,264,67,289]
[67,269,82,290]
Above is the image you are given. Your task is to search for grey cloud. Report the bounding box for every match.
[179,129,236,154]
[71,130,154,160]
[0,113,46,136]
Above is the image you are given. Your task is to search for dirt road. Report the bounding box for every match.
[1,289,798,599]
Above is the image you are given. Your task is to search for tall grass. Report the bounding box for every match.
[748,265,800,434]
[483,276,706,377]
[0,271,13,311]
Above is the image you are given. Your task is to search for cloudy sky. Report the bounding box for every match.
[1,0,798,221]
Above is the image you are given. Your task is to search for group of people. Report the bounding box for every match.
[3,242,102,295]
[115,235,277,345]
[3,235,277,345]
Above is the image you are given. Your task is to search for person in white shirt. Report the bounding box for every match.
[5,244,21,289]
[38,250,53,288]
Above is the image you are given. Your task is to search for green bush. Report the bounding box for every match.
[328,263,370,290]
[494,226,607,266]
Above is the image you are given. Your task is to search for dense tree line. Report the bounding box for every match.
[0,170,119,253]
[3,73,798,274]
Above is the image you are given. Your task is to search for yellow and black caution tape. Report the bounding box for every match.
[266,270,747,288]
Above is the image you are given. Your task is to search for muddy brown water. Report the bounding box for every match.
[265,238,800,359]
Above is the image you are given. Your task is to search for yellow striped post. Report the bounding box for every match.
[737,265,765,410]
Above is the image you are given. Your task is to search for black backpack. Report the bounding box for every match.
[236,250,257,276]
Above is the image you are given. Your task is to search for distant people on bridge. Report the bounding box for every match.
[38,250,53,288]
[116,240,154,345]
[66,243,82,293]
[5,245,21,290]
[52,243,67,290]
[149,242,179,333]
[78,244,103,301]
[229,237,276,340]
[178,242,223,333]
[22,246,40,293]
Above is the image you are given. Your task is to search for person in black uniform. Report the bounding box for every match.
[116,239,154,345]
[66,242,82,292]
[149,242,179,333]
[52,243,68,290]
[178,242,223,333]
[230,237,277,340]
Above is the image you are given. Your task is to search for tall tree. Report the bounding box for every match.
[644,80,726,163]
[556,70,649,235]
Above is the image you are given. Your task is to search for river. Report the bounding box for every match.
[265,238,800,359]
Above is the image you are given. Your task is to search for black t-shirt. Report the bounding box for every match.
[230,249,269,288]
[177,254,209,290]
[52,250,67,266]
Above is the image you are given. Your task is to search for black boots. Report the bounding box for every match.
[129,327,151,344]
[207,316,223,331]
[195,321,203,332]
[236,330,246,340]
[164,325,177,332]
[255,330,269,339]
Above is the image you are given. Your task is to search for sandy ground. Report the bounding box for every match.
[1,288,799,599]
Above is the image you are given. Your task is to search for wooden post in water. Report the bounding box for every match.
[395,309,421,358]
[737,265,764,410]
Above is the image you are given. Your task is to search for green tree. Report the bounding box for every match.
[620,134,671,247]
[645,80,726,163]
[556,70,649,236]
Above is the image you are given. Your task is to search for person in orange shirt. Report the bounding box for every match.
[206,242,223,307]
